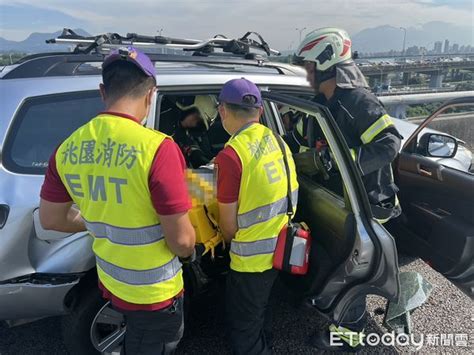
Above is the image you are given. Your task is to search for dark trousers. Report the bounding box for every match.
[119,297,184,355]
[225,268,278,355]
[339,295,367,332]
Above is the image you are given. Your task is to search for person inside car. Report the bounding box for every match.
[161,95,219,168]
[280,105,309,154]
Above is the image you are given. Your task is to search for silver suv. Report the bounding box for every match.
[0,32,472,354]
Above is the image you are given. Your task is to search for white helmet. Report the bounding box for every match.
[176,95,218,128]
[279,105,297,116]
[296,27,352,72]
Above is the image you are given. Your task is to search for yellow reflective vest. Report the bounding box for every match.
[226,123,299,272]
[56,114,183,304]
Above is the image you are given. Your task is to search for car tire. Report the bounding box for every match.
[62,286,106,355]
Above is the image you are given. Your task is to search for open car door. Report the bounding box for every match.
[390,97,474,298]
[262,92,400,322]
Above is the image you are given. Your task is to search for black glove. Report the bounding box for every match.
[179,249,197,264]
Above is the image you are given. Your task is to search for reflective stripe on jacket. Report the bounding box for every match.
[326,87,402,216]
[226,123,299,272]
[56,114,183,304]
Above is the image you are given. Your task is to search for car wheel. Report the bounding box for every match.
[62,287,107,355]
[90,301,126,354]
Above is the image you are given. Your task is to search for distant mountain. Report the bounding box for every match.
[0,29,90,53]
[352,22,474,53]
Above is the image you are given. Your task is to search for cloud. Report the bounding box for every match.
[1,0,472,48]
[414,0,473,9]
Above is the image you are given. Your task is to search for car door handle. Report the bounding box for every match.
[418,164,441,180]
[0,204,9,229]
[419,167,433,177]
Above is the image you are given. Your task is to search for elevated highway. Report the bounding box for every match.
[359,60,474,76]
[359,60,474,89]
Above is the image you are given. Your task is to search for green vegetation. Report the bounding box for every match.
[408,76,426,86]
[406,101,474,118]
[455,81,474,91]
[406,102,443,118]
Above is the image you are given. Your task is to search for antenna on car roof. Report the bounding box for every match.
[46,28,281,57]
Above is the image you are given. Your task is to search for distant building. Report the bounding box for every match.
[434,41,443,54]
[459,45,466,53]
[444,39,450,54]
[452,43,459,53]
[406,45,420,56]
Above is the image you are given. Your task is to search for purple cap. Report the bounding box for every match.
[218,78,262,108]
[102,46,156,77]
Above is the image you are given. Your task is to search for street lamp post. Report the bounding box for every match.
[157,28,164,54]
[400,27,407,59]
[295,27,307,44]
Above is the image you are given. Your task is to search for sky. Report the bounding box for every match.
[0,0,473,49]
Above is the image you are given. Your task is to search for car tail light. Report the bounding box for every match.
[0,205,10,229]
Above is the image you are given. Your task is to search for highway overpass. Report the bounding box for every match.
[359,60,474,88]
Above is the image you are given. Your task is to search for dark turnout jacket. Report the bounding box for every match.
[326,87,402,219]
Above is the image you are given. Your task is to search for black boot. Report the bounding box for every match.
[308,325,363,353]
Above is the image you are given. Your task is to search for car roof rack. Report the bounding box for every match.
[47,28,281,57]
[1,29,290,80]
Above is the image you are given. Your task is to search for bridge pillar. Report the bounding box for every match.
[387,103,408,120]
[402,72,411,86]
[429,71,444,88]
[368,76,377,88]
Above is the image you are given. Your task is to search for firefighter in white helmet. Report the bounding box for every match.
[296,27,402,352]
[279,106,309,153]
[172,95,219,167]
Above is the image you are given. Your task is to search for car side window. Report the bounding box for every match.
[3,91,104,175]
[268,101,345,198]
[420,104,474,174]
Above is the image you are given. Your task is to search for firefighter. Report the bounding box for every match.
[161,95,218,168]
[280,106,309,153]
[296,28,402,352]
[215,78,298,354]
[39,47,195,354]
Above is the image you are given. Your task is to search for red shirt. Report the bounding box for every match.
[215,146,242,203]
[40,112,191,311]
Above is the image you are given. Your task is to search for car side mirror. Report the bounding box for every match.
[418,133,458,158]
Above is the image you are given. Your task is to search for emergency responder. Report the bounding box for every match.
[280,106,309,153]
[161,95,219,168]
[39,47,195,354]
[215,78,298,354]
[296,28,402,352]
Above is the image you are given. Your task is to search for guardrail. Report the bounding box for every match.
[379,90,474,106]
